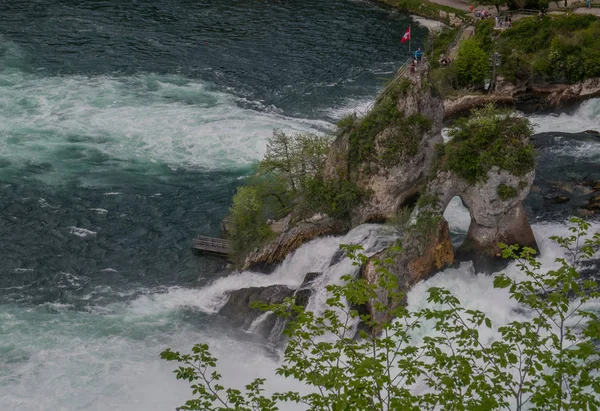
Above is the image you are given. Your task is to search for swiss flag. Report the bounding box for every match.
[400,27,411,43]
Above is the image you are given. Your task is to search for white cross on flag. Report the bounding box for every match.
[401,27,411,43]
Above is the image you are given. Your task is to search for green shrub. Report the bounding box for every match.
[444,104,535,183]
[347,79,433,173]
[380,113,432,167]
[495,15,600,83]
[336,114,355,135]
[228,185,276,260]
[473,19,495,53]
[304,177,364,219]
[497,183,518,200]
[453,38,488,89]
[428,27,460,69]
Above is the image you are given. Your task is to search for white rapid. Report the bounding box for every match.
[529,98,600,134]
[0,69,330,180]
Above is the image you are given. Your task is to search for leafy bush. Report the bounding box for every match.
[304,177,364,219]
[380,113,432,167]
[453,38,488,88]
[258,130,331,193]
[227,131,331,260]
[473,18,496,53]
[336,114,355,135]
[228,185,277,259]
[162,218,600,411]
[444,104,535,183]
[427,27,460,69]
[496,15,600,83]
[497,183,518,200]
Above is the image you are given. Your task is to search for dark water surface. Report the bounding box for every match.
[0,0,422,305]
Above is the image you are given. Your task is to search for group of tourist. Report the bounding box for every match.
[470,6,491,19]
[495,13,513,28]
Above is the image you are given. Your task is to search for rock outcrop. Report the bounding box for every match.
[219,284,295,336]
[242,214,347,271]
[425,167,537,260]
[444,76,600,118]
[360,219,454,334]
[218,272,323,341]
[347,69,445,224]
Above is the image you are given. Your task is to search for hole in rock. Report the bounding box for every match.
[442,196,471,249]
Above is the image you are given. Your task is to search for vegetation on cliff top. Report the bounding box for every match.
[495,14,600,83]
[227,131,363,261]
[346,78,432,174]
[431,14,600,96]
[163,218,600,411]
[441,104,535,183]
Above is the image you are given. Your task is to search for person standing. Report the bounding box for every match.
[414,47,423,64]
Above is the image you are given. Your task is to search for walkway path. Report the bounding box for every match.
[425,0,600,18]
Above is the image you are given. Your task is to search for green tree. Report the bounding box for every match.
[227,130,331,258]
[454,38,489,89]
[162,218,600,411]
[258,130,331,193]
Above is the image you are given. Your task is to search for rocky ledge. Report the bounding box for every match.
[444,76,600,118]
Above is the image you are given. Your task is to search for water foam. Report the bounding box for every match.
[136,224,396,315]
[69,226,97,238]
[530,98,600,134]
[0,70,330,181]
[1,221,597,410]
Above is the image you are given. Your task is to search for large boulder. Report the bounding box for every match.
[218,272,323,341]
[242,214,347,271]
[360,218,454,334]
[346,67,444,225]
[219,285,295,333]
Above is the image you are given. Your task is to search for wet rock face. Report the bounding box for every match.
[219,285,295,331]
[426,167,537,264]
[360,219,454,334]
[242,214,347,271]
[218,272,323,340]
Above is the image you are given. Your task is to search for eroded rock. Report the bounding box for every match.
[360,219,454,334]
[350,69,445,224]
[242,214,347,271]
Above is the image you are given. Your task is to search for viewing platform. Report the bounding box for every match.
[192,236,232,256]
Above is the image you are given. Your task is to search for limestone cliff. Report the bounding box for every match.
[349,72,445,225]
[425,167,537,259]
[360,218,454,334]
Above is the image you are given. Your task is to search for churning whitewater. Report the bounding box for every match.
[1,0,599,410]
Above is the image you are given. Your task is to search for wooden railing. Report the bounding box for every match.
[192,236,232,255]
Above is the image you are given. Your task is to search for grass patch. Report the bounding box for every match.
[443,104,535,184]
[497,183,518,201]
[347,78,432,173]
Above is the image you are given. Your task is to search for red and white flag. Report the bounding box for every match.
[400,27,411,43]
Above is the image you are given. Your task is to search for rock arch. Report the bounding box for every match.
[424,166,538,266]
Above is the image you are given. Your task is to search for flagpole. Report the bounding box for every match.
[408,25,411,56]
